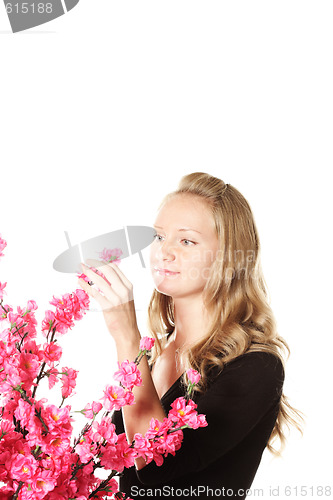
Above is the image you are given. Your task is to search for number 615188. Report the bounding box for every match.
[5,3,53,14]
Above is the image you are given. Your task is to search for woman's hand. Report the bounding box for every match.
[78,261,167,465]
[77,259,140,344]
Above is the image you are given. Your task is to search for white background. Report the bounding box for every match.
[0,1,332,498]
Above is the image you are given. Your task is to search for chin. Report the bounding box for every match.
[153,284,195,300]
[155,288,173,298]
[152,280,178,297]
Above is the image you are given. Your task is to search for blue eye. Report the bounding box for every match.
[153,234,196,246]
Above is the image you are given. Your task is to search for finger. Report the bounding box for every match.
[81,260,111,284]
[81,264,119,301]
[83,261,134,305]
[77,278,115,311]
[87,257,133,290]
[106,261,133,290]
[85,258,128,290]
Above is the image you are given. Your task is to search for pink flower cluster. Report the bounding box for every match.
[0,235,207,499]
[0,235,6,259]
[42,289,90,337]
[186,369,201,385]
[185,369,201,398]
[113,360,143,390]
[132,397,207,468]
[98,247,123,265]
[139,336,155,352]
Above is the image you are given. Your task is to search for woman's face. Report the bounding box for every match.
[150,194,219,300]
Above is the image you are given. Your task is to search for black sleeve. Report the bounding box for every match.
[136,351,284,485]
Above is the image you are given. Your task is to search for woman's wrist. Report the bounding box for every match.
[115,329,141,361]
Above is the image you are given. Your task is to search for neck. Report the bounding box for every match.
[171,294,210,349]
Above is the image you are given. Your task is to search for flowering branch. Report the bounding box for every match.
[32,326,57,399]
[13,385,49,435]
[88,470,118,498]
[0,236,207,500]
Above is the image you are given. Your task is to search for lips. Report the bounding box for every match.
[154,267,180,276]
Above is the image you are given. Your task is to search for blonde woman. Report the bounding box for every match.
[79,172,302,499]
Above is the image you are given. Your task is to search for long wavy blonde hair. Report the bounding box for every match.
[147,172,303,456]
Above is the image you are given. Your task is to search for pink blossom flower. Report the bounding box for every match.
[43,342,63,365]
[7,312,25,334]
[16,300,38,322]
[101,385,134,411]
[43,434,71,457]
[169,397,208,430]
[0,235,7,258]
[14,399,35,430]
[0,419,14,437]
[26,299,38,312]
[39,454,61,475]
[76,436,98,463]
[82,401,103,419]
[44,405,72,435]
[23,339,41,357]
[0,364,21,398]
[41,310,57,336]
[47,367,59,389]
[12,439,35,458]
[9,453,38,481]
[189,413,208,429]
[72,288,90,318]
[113,360,142,390]
[186,368,201,385]
[133,433,154,463]
[92,416,117,444]
[0,305,11,321]
[54,308,74,335]
[30,469,57,496]
[99,247,123,265]
[50,293,74,311]
[142,416,183,466]
[0,281,7,299]
[0,486,13,499]
[43,291,89,337]
[151,427,183,461]
[100,433,136,472]
[139,336,155,351]
[144,417,166,440]
[61,367,78,398]
[18,352,40,383]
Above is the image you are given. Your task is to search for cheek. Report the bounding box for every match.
[184,248,215,268]
[196,250,215,281]
[149,244,158,265]
[185,264,212,282]
[180,254,212,281]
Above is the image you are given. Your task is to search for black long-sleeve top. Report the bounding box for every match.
[112,350,284,499]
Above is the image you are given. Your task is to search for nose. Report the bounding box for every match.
[157,239,176,262]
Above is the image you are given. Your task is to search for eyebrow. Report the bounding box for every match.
[153,224,202,235]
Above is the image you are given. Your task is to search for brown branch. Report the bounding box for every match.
[0,300,9,315]
[32,326,56,399]
[12,481,24,499]
[14,388,49,435]
[88,470,118,498]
